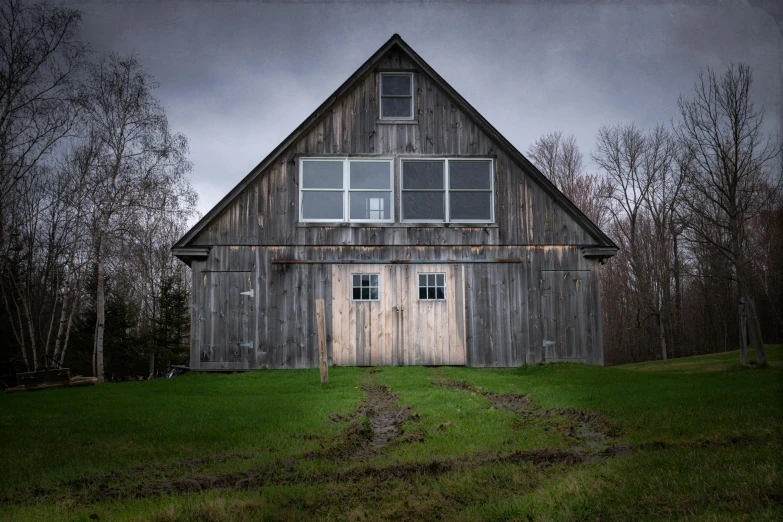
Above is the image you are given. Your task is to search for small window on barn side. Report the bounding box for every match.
[352,274,379,301]
[380,73,413,120]
[418,273,445,300]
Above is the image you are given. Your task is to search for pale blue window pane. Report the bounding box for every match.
[350,162,391,189]
[350,192,391,220]
[302,161,343,189]
[302,192,343,220]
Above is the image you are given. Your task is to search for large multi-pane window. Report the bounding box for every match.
[401,158,493,223]
[299,158,393,223]
[299,157,493,224]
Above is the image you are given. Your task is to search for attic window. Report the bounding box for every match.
[380,73,413,120]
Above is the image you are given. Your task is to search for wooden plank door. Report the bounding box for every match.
[541,271,591,362]
[201,271,256,370]
[398,264,466,366]
[331,264,398,366]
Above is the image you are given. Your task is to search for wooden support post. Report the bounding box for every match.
[316,299,328,384]
[738,302,747,365]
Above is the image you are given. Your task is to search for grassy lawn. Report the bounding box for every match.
[0,347,780,521]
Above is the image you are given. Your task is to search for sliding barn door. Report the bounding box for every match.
[331,264,466,366]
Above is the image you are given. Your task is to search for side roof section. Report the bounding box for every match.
[173,34,618,252]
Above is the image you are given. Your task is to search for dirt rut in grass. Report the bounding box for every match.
[433,377,633,457]
[312,383,420,460]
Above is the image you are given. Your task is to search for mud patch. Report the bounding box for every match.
[311,384,419,461]
[433,377,630,456]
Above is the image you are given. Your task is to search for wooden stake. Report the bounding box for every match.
[316,299,328,384]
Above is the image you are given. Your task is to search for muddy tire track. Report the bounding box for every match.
[310,383,421,460]
[432,377,630,455]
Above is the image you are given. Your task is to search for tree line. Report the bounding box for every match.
[528,64,782,365]
[0,0,197,383]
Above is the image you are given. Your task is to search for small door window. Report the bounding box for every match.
[418,273,445,300]
[352,274,379,301]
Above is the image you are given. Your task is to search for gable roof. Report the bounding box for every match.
[174,34,618,252]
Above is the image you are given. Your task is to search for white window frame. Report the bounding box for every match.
[379,72,414,121]
[299,157,394,223]
[352,273,380,302]
[418,272,446,301]
[400,158,494,224]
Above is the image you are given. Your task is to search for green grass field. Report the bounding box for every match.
[1,347,781,521]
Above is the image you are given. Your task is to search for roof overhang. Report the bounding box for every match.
[172,247,209,267]
[581,246,619,264]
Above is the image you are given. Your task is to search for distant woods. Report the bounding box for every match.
[528,64,782,365]
[0,0,198,381]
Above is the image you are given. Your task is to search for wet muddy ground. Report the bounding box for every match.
[5,373,642,507]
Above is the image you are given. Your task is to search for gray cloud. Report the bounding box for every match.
[72,1,781,218]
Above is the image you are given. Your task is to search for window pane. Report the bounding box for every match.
[302,161,343,189]
[428,274,435,286]
[436,287,445,299]
[350,162,391,189]
[418,274,426,287]
[370,288,378,300]
[381,97,412,119]
[402,191,445,221]
[419,287,427,299]
[381,74,411,96]
[427,287,436,299]
[353,288,361,300]
[449,160,491,190]
[449,192,492,220]
[436,274,445,286]
[362,274,370,286]
[402,161,444,189]
[362,288,369,300]
[302,191,343,220]
[353,274,360,286]
[370,275,378,286]
[350,192,391,220]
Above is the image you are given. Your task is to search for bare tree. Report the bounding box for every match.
[79,54,191,381]
[0,0,85,204]
[527,131,613,227]
[676,63,782,366]
[593,123,680,362]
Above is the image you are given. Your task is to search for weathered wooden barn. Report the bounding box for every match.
[172,34,618,371]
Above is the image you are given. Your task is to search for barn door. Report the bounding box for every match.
[330,264,466,366]
[398,264,466,365]
[541,270,591,362]
[331,264,399,366]
[200,271,256,370]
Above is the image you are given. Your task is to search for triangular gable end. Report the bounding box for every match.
[173,34,618,256]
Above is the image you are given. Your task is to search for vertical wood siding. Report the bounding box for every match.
[185,47,608,370]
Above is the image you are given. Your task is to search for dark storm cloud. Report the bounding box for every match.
[71,1,781,218]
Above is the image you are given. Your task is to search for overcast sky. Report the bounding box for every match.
[72,0,782,219]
